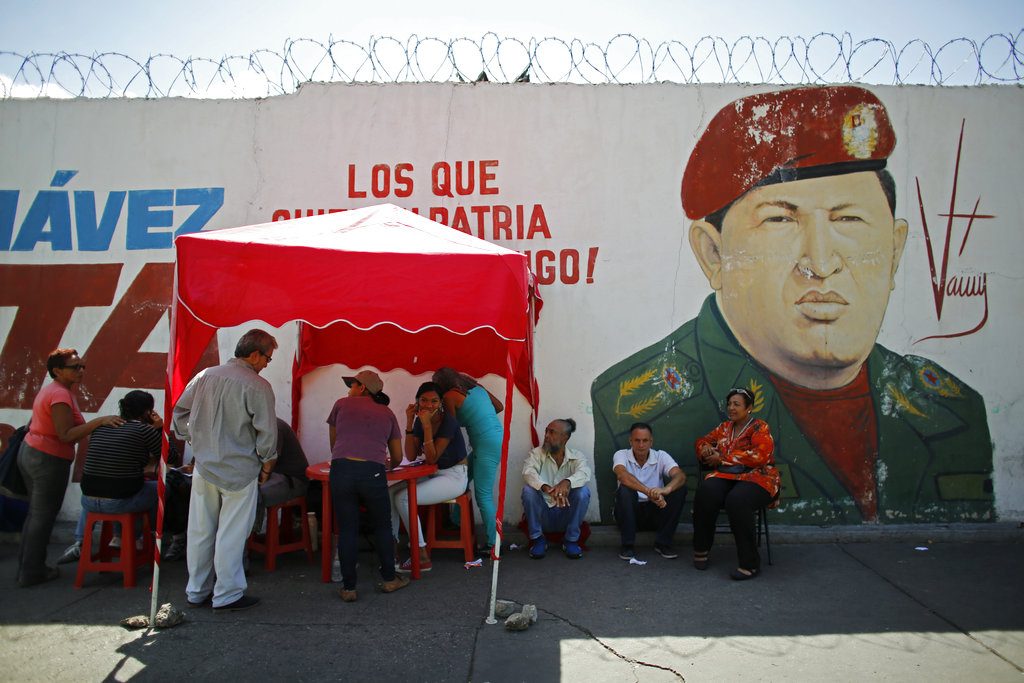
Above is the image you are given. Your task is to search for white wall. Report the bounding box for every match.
[1,83,1020,523]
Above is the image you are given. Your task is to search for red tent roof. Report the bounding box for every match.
[168,203,539,415]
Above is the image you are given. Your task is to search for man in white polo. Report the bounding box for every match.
[611,422,686,561]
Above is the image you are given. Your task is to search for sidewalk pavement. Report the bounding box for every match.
[1,522,1022,682]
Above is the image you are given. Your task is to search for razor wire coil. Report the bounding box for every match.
[1,31,1021,99]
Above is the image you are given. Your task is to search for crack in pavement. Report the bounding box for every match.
[837,543,1024,674]
[537,606,686,682]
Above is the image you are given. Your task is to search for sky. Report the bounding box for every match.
[1,0,1019,57]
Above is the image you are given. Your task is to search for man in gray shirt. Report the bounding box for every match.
[172,329,279,611]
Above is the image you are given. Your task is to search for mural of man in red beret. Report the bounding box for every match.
[592,86,994,525]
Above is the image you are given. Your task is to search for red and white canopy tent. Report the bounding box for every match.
[158,203,541,623]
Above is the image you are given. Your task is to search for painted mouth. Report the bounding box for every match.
[796,290,849,321]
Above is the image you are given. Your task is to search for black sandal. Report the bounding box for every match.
[693,552,709,570]
[729,568,760,581]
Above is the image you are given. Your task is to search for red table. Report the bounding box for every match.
[306,460,438,582]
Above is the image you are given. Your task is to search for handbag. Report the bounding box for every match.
[0,425,30,499]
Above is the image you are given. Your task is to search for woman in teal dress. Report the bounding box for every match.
[431,368,504,554]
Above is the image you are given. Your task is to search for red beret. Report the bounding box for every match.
[681,86,896,220]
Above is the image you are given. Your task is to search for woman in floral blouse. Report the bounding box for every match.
[692,388,780,580]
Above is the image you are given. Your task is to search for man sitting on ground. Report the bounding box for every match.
[612,422,686,561]
[521,418,592,559]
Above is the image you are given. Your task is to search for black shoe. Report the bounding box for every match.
[164,537,187,562]
[18,565,59,588]
[213,595,260,611]
[654,543,678,559]
[730,568,760,581]
[693,552,710,570]
[618,545,635,561]
[187,595,212,608]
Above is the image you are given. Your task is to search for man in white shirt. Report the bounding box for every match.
[612,422,687,561]
[521,418,592,559]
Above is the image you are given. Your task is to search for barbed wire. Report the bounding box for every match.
[1,31,1021,99]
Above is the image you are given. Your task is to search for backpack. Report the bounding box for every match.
[0,425,29,500]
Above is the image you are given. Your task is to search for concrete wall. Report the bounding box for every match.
[1,83,1021,525]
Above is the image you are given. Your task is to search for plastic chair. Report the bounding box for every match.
[424,491,475,562]
[75,510,153,588]
[247,495,314,571]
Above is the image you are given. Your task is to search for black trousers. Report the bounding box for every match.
[614,485,686,546]
[330,458,396,591]
[692,477,771,570]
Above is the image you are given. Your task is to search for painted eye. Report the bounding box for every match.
[761,214,795,225]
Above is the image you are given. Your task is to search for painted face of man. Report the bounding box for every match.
[691,171,908,389]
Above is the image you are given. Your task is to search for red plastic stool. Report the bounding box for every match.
[75,510,153,588]
[247,495,314,571]
[424,492,475,562]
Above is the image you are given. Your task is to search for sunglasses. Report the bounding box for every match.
[729,387,753,399]
[261,352,273,364]
[64,363,86,371]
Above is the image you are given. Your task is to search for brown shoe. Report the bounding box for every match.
[339,589,357,602]
[376,574,410,593]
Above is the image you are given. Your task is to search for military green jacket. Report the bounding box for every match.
[591,295,994,524]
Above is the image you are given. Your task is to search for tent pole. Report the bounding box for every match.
[150,263,181,627]
[486,357,517,624]
[148,456,167,626]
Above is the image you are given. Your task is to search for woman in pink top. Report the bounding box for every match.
[17,348,122,587]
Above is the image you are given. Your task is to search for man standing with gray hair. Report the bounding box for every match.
[172,328,279,611]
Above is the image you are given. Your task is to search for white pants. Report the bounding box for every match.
[390,464,468,548]
[186,470,258,608]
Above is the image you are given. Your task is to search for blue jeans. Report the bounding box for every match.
[75,481,158,542]
[521,485,591,542]
[330,458,396,591]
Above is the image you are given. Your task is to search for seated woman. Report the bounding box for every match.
[60,390,163,561]
[692,388,780,580]
[431,367,503,555]
[390,381,469,572]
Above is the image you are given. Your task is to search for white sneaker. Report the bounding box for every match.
[109,536,144,551]
[57,542,81,565]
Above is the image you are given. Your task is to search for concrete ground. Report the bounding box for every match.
[1,522,1022,682]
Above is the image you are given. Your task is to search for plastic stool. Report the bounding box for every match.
[247,495,314,571]
[424,492,475,562]
[75,510,153,588]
